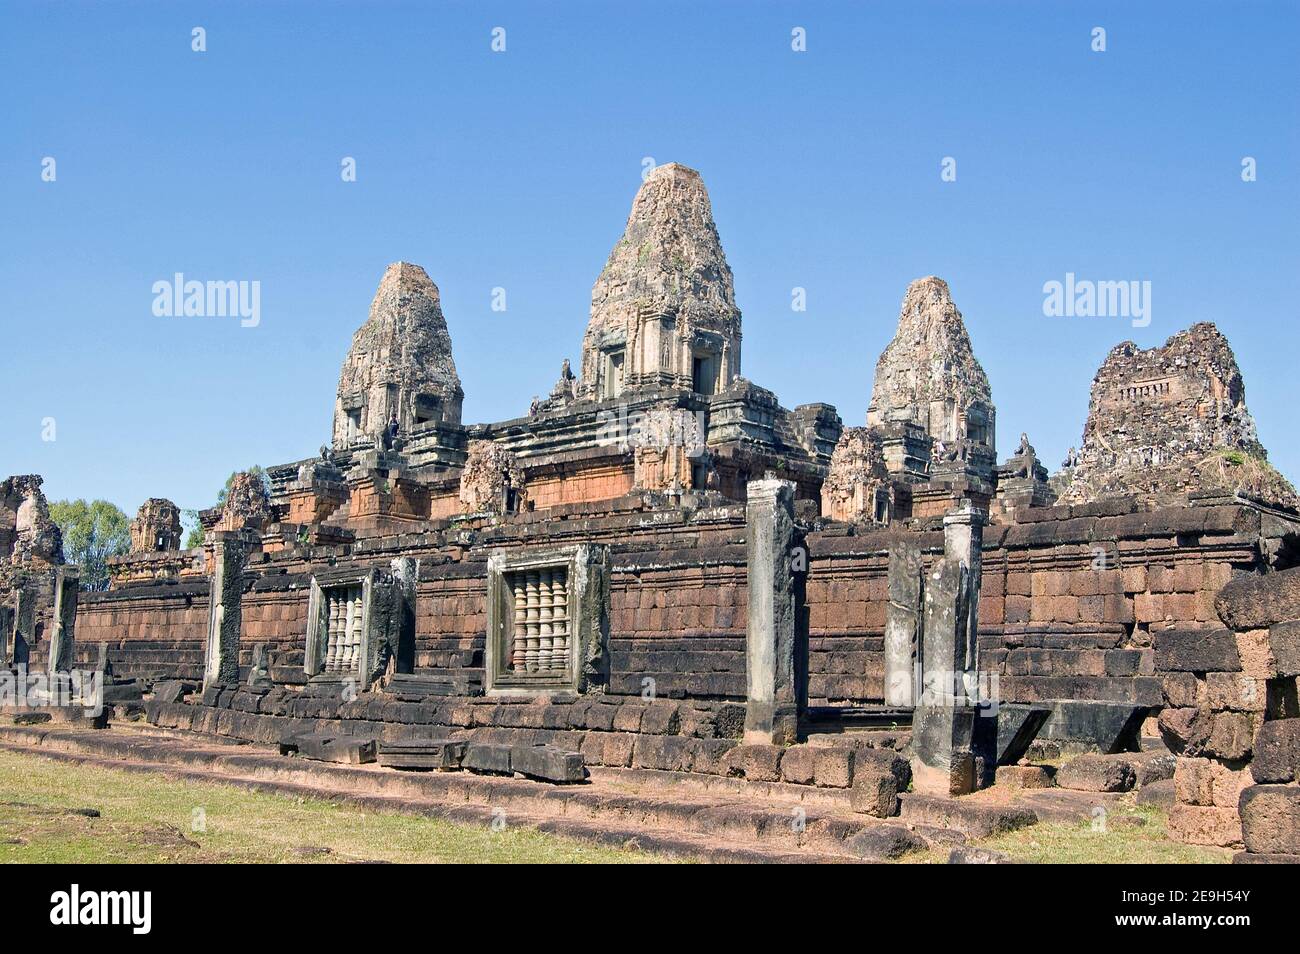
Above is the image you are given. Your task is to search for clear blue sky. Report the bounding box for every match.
[3,1,1296,518]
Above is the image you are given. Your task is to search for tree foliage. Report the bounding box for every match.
[48,499,131,591]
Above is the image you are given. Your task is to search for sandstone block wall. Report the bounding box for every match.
[1162,567,1300,858]
[72,496,1291,729]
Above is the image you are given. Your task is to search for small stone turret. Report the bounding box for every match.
[130,498,182,553]
[333,262,463,449]
[579,163,742,400]
[218,472,271,532]
[821,427,893,523]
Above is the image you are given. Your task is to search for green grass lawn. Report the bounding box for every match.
[0,748,667,864]
[976,802,1231,864]
[899,801,1231,864]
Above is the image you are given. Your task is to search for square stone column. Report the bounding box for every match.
[884,541,923,707]
[744,478,799,745]
[203,532,248,689]
[0,604,12,667]
[48,567,79,673]
[910,501,988,795]
[12,589,34,667]
[942,499,984,682]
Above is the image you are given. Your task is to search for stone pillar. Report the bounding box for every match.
[13,589,34,667]
[48,567,79,673]
[943,499,985,685]
[744,478,799,745]
[884,541,923,707]
[910,501,988,796]
[203,532,247,689]
[0,603,12,666]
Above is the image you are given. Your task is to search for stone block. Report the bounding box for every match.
[1251,719,1300,783]
[779,745,816,785]
[1232,851,1300,864]
[855,748,912,789]
[722,743,783,782]
[640,703,680,736]
[842,825,922,860]
[994,764,1055,789]
[1154,629,1240,673]
[1239,785,1300,855]
[1135,752,1177,786]
[152,680,196,705]
[849,764,899,817]
[1214,567,1300,630]
[1157,706,1211,755]
[1040,700,1148,753]
[948,846,1014,864]
[1270,621,1300,677]
[1136,778,1176,808]
[1205,711,1254,761]
[462,742,513,774]
[1160,672,1201,708]
[910,704,977,795]
[1174,757,1214,806]
[812,747,855,788]
[279,733,376,765]
[376,739,466,770]
[1056,753,1137,792]
[511,745,585,784]
[990,703,1051,765]
[1166,803,1243,847]
[1204,672,1264,712]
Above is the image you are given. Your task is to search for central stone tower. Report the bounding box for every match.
[332,262,464,449]
[579,163,742,400]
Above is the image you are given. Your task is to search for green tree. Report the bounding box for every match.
[48,499,131,591]
[182,510,203,549]
[183,467,271,549]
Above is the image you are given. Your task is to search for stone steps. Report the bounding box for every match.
[0,726,920,862]
[0,722,1024,868]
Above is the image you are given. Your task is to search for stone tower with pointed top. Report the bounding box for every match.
[579,163,742,400]
[332,262,464,449]
[867,276,995,453]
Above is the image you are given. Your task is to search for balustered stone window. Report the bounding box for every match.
[322,583,364,674]
[486,545,608,694]
[504,567,570,675]
[304,560,417,689]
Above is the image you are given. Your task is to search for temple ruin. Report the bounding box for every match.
[4,163,1299,862]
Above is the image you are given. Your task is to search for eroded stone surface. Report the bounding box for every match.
[1058,323,1295,506]
[220,473,270,532]
[821,427,891,523]
[459,440,525,514]
[0,475,63,568]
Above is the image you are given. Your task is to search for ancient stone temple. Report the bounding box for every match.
[7,162,1300,862]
